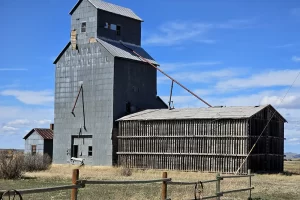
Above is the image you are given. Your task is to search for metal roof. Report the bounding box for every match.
[53,42,71,64]
[118,105,287,122]
[23,128,53,140]
[70,0,143,21]
[97,38,158,65]
[53,39,157,65]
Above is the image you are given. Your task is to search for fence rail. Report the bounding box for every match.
[168,179,218,185]
[0,184,82,196]
[82,178,171,185]
[1,169,254,200]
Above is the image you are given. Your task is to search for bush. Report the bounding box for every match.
[0,150,24,179]
[120,166,132,177]
[24,153,52,172]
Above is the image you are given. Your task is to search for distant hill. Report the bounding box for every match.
[285,152,300,159]
[0,149,24,153]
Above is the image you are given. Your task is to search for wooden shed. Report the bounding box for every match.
[117,105,286,174]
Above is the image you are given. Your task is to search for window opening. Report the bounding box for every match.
[104,23,121,35]
[116,25,121,35]
[110,24,117,31]
[31,145,36,155]
[81,22,86,33]
[72,145,78,157]
[88,146,93,156]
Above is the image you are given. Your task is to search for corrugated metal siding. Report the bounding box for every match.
[89,0,142,21]
[35,129,53,140]
[97,10,142,45]
[53,41,115,166]
[118,119,249,174]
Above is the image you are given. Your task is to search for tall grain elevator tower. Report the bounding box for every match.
[53,0,167,165]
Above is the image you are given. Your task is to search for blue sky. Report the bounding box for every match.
[0,0,300,153]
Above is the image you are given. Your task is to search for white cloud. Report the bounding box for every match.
[143,22,213,46]
[0,118,53,135]
[285,128,300,145]
[193,89,213,96]
[292,56,300,62]
[0,68,27,71]
[143,18,255,46]
[159,61,222,71]
[2,126,19,131]
[216,69,300,90]
[260,95,300,109]
[217,19,255,29]
[210,89,300,109]
[160,95,200,108]
[288,138,300,142]
[0,106,53,122]
[0,90,54,105]
[0,105,51,144]
[34,119,52,125]
[161,91,300,150]
[7,119,30,126]
[158,68,240,84]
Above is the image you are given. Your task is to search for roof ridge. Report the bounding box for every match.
[34,128,52,130]
[98,37,141,47]
[88,0,143,21]
[117,105,286,122]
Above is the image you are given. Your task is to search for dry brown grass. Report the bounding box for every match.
[0,161,299,199]
[284,160,300,174]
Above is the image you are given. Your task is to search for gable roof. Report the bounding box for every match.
[117,105,287,122]
[70,0,143,21]
[53,42,71,64]
[97,38,158,65]
[53,39,157,65]
[23,128,53,140]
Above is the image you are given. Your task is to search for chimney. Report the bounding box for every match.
[50,123,54,131]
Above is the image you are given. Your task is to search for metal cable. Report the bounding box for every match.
[119,41,212,107]
[234,71,300,174]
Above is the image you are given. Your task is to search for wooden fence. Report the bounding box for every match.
[0,169,254,200]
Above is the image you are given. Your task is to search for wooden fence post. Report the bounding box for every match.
[161,172,167,200]
[71,169,79,200]
[248,169,252,200]
[216,172,221,200]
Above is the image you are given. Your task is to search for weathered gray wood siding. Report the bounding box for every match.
[249,106,284,172]
[118,119,249,174]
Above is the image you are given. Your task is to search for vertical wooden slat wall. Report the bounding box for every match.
[248,106,285,173]
[117,107,285,174]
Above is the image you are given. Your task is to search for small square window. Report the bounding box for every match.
[31,145,36,156]
[110,24,117,31]
[88,146,92,156]
[81,22,86,33]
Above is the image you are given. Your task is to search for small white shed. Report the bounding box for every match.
[23,124,54,159]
